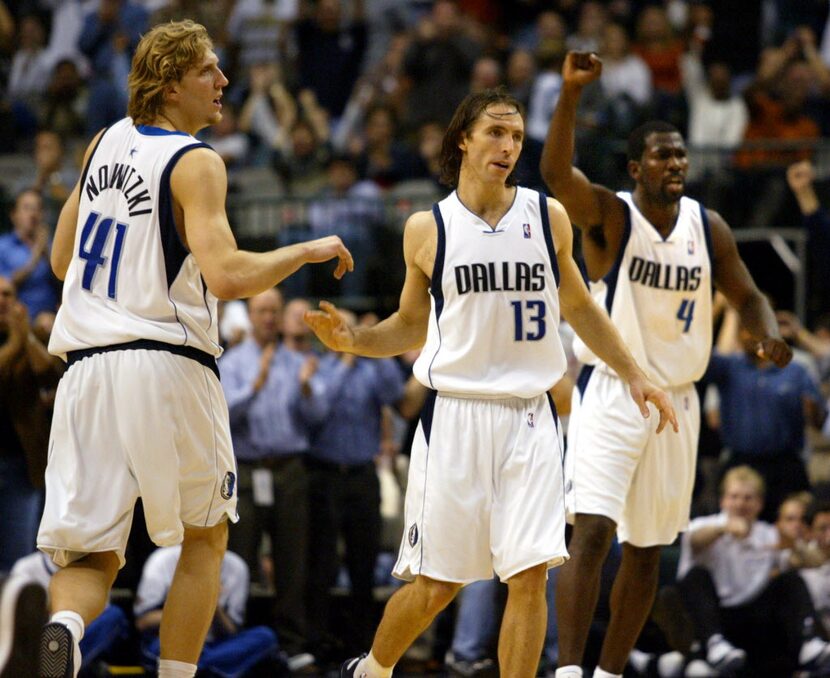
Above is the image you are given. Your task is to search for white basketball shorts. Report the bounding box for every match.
[38,349,238,568]
[564,368,699,547]
[393,390,568,584]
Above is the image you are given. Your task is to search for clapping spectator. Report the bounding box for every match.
[8,14,51,138]
[237,62,296,163]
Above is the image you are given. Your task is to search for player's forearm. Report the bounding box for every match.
[734,292,780,343]
[350,311,426,358]
[565,298,643,384]
[205,243,316,300]
[540,85,581,192]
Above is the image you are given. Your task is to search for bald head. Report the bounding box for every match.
[248,288,283,345]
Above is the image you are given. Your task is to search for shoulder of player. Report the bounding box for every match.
[170,147,226,193]
[703,207,736,256]
[403,209,437,237]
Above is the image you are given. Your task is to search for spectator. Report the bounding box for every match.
[400,0,482,129]
[785,160,830,321]
[306,309,405,660]
[505,48,536,109]
[801,501,830,634]
[776,492,812,552]
[10,550,129,673]
[273,116,332,196]
[294,0,368,122]
[0,188,58,318]
[40,59,89,142]
[8,13,50,138]
[13,130,79,209]
[778,310,830,385]
[227,0,297,73]
[565,0,607,54]
[205,102,250,170]
[237,62,297,162]
[676,466,830,675]
[0,275,63,572]
[415,120,445,188]
[352,103,422,188]
[135,546,280,678]
[469,56,503,93]
[149,0,228,53]
[599,22,652,110]
[219,290,326,667]
[706,305,826,522]
[78,0,149,133]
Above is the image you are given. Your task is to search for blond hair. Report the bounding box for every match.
[127,20,213,125]
[721,465,766,498]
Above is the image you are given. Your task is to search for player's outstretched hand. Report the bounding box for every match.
[562,52,602,88]
[628,375,679,434]
[304,300,356,352]
[756,337,793,368]
[304,236,354,279]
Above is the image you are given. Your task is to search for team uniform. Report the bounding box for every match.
[565,191,713,546]
[38,118,238,568]
[394,187,569,584]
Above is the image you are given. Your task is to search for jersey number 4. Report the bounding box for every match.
[677,298,696,333]
[78,211,128,300]
[511,300,546,341]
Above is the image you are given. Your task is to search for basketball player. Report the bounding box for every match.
[540,52,792,678]
[304,88,678,678]
[35,20,352,678]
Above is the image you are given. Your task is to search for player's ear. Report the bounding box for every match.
[627,159,640,182]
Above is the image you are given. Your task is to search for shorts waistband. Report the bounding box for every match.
[66,339,220,379]
[437,390,540,401]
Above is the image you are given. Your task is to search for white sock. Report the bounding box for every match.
[50,610,84,642]
[593,667,622,678]
[158,658,197,678]
[555,666,583,677]
[356,651,394,678]
[800,636,829,664]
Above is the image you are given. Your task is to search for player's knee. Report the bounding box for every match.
[623,543,661,574]
[505,563,547,598]
[413,577,461,616]
[571,516,616,559]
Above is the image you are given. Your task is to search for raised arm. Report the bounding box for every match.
[551,198,678,433]
[708,209,792,367]
[173,148,353,299]
[304,210,434,357]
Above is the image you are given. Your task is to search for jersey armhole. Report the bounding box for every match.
[700,204,716,293]
[78,125,113,192]
[538,191,560,288]
[601,202,632,314]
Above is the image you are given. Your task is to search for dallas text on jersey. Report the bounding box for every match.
[455,261,546,295]
[628,256,701,292]
[84,162,153,217]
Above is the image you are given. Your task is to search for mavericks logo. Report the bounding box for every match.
[221,471,236,500]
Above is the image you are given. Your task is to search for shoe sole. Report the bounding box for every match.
[39,622,74,678]
[0,577,48,678]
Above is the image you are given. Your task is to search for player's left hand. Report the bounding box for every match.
[756,337,792,368]
[304,300,356,352]
[628,375,679,434]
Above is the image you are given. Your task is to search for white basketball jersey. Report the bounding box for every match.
[574,191,713,388]
[413,187,567,398]
[49,118,221,359]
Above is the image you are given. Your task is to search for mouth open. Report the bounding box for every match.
[492,161,510,170]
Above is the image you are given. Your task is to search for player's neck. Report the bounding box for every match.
[456,180,516,226]
[632,188,680,236]
[150,110,197,136]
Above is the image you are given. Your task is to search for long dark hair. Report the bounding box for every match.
[439,88,523,188]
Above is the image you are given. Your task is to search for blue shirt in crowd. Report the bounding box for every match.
[0,232,57,317]
[311,354,405,466]
[219,339,328,461]
[705,351,824,456]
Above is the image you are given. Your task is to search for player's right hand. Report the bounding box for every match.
[304,300,356,352]
[562,52,603,88]
[304,236,354,279]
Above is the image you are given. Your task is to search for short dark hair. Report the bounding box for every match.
[627,120,680,162]
[439,88,523,188]
[808,499,830,525]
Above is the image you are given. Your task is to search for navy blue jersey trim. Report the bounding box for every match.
[602,203,632,314]
[539,192,560,287]
[66,339,219,379]
[545,391,559,432]
[136,124,191,137]
[700,203,715,290]
[576,364,595,399]
[419,389,438,446]
[158,143,210,289]
[426,205,447,389]
[78,125,111,195]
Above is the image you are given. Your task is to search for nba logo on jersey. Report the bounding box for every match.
[687,239,695,255]
[220,472,236,500]
[408,523,419,547]
[527,412,535,428]
[523,223,531,239]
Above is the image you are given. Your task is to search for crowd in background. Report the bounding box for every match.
[2,0,830,675]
